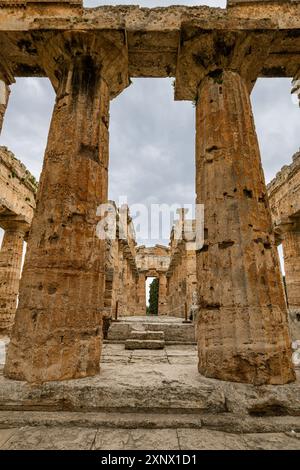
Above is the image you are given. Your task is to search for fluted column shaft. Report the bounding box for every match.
[158,273,168,315]
[0,224,26,331]
[282,228,300,310]
[0,79,10,135]
[4,54,110,382]
[196,70,295,385]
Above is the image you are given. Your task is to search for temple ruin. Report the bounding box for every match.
[0,0,298,385]
[0,146,37,332]
[268,150,300,340]
[0,0,299,450]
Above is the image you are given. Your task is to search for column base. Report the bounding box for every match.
[197,306,296,385]
[4,333,102,383]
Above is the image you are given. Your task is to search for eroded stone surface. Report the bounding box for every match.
[195,70,295,385]
[0,147,37,331]
[0,423,299,450]
[268,151,300,341]
[167,212,197,318]
[4,35,129,382]
[1,425,97,450]
[0,343,299,417]
[0,0,298,388]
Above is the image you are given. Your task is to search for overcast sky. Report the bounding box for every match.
[0,0,299,251]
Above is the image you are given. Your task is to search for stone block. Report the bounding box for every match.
[125,339,165,350]
[130,330,164,341]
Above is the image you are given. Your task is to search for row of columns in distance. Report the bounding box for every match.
[0,34,297,384]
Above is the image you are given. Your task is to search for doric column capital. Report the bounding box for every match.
[33,31,129,99]
[274,217,300,239]
[174,19,276,101]
[0,216,30,236]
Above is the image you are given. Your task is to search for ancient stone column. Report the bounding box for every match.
[0,220,28,332]
[4,34,128,382]
[137,273,146,315]
[158,273,168,315]
[0,79,10,135]
[282,225,300,312]
[196,70,295,385]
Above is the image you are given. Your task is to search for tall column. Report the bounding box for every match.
[0,79,10,135]
[137,273,146,316]
[0,220,28,331]
[158,273,168,315]
[282,225,300,311]
[196,70,295,385]
[4,35,128,382]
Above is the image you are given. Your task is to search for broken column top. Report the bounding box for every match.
[267,151,300,228]
[267,150,300,196]
[0,146,37,226]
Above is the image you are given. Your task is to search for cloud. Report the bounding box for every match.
[0,0,299,249]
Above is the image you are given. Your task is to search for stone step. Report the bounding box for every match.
[129,330,164,341]
[107,320,195,343]
[0,365,299,417]
[1,410,300,434]
[125,339,165,350]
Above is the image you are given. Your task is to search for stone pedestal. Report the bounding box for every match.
[0,220,27,331]
[195,70,295,385]
[4,36,128,382]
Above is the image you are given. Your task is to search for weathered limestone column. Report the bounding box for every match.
[282,225,300,312]
[137,273,146,315]
[4,33,128,382]
[196,70,295,385]
[0,220,28,331]
[158,273,168,315]
[0,79,10,135]
[292,72,300,107]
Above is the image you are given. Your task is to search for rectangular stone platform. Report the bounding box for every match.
[0,344,299,421]
[129,330,164,341]
[108,316,195,344]
[125,339,165,350]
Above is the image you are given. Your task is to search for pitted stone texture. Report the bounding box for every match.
[282,230,300,314]
[0,146,37,225]
[0,345,299,416]
[0,424,299,450]
[0,4,299,82]
[0,223,27,330]
[1,426,97,450]
[167,216,197,318]
[4,50,119,383]
[195,70,295,385]
[103,202,140,321]
[267,151,300,335]
[268,151,300,229]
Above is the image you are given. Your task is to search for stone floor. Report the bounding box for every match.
[116,316,187,323]
[0,338,300,449]
[101,342,198,365]
[0,425,300,450]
